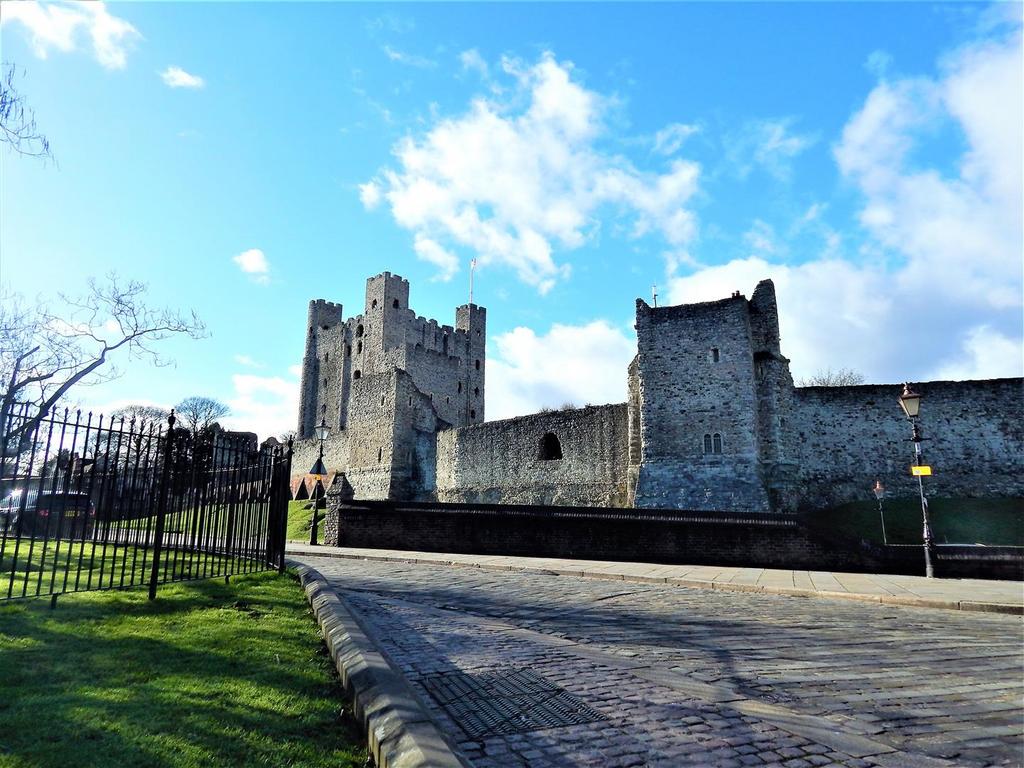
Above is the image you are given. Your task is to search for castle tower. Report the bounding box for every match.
[297,299,344,439]
[361,272,411,375]
[630,289,773,511]
[456,303,486,423]
[295,273,488,501]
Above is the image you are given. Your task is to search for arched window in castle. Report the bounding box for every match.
[703,434,713,454]
[475,359,481,371]
[458,382,463,394]
[470,409,476,419]
[539,433,563,461]
[346,345,351,357]
[710,347,720,363]
[357,341,363,354]
[474,387,479,397]
[324,352,329,362]
[353,370,361,380]
[713,433,723,454]
[392,298,400,308]
[372,299,378,309]
[356,324,364,338]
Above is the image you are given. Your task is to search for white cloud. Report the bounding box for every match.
[359,181,382,208]
[459,48,489,79]
[160,66,204,89]
[653,123,699,156]
[362,52,701,293]
[413,235,459,282]
[726,117,815,180]
[234,355,264,369]
[232,248,270,284]
[1,1,139,70]
[221,372,299,441]
[383,45,436,69]
[668,21,1022,385]
[932,326,1024,381]
[487,320,636,420]
[742,219,778,256]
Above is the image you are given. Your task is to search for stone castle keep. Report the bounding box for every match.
[293,272,1023,512]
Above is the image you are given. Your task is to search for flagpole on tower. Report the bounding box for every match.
[469,258,477,305]
[652,284,658,308]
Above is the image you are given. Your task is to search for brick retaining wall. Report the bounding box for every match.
[324,498,1022,580]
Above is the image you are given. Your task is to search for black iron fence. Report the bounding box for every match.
[0,403,292,603]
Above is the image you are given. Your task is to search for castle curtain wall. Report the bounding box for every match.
[435,404,629,507]
[793,379,1024,510]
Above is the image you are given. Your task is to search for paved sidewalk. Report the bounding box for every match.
[286,544,1023,614]
[291,554,1024,768]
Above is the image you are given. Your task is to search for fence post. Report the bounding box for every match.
[148,410,176,601]
[278,438,293,573]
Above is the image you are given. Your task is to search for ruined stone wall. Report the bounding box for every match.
[435,404,629,506]
[632,295,771,511]
[792,378,1024,510]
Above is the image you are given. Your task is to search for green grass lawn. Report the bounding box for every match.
[0,571,366,768]
[812,497,1024,546]
[1,539,242,601]
[286,500,325,543]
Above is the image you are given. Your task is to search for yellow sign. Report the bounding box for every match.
[911,465,933,476]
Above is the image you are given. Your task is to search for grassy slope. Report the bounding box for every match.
[0,571,365,768]
[815,497,1024,546]
[286,500,325,543]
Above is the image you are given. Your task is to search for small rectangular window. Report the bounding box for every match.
[711,348,720,363]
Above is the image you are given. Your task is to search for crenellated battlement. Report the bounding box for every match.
[297,273,487,440]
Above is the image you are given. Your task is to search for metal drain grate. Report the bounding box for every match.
[419,668,607,739]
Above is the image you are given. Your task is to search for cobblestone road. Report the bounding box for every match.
[297,556,1024,768]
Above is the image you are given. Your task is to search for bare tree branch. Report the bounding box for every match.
[797,368,866,387]
[0,62,52,161]
[1,276,206,461]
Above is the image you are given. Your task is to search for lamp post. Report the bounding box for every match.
[898,383,933,578]
[308,418,330,546]
[872,479,888,545]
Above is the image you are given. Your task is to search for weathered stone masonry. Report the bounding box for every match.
[295,273,1023,512]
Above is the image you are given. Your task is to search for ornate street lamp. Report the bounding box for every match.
[898,383,933,578]
[308,418,330,546]
[872,479,888,545]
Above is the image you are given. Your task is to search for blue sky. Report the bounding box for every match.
[2,2,1021,438]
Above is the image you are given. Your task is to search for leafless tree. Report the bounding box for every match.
[111,404,172,429]
[797,368,866,387]
[1,275,205,463]
[174,396,229,438]
[1,62,52,160]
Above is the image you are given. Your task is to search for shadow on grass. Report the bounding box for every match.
[0,572,366,768]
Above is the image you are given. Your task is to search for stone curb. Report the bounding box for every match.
[289,547,1023,616]
[292,563,468,768]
